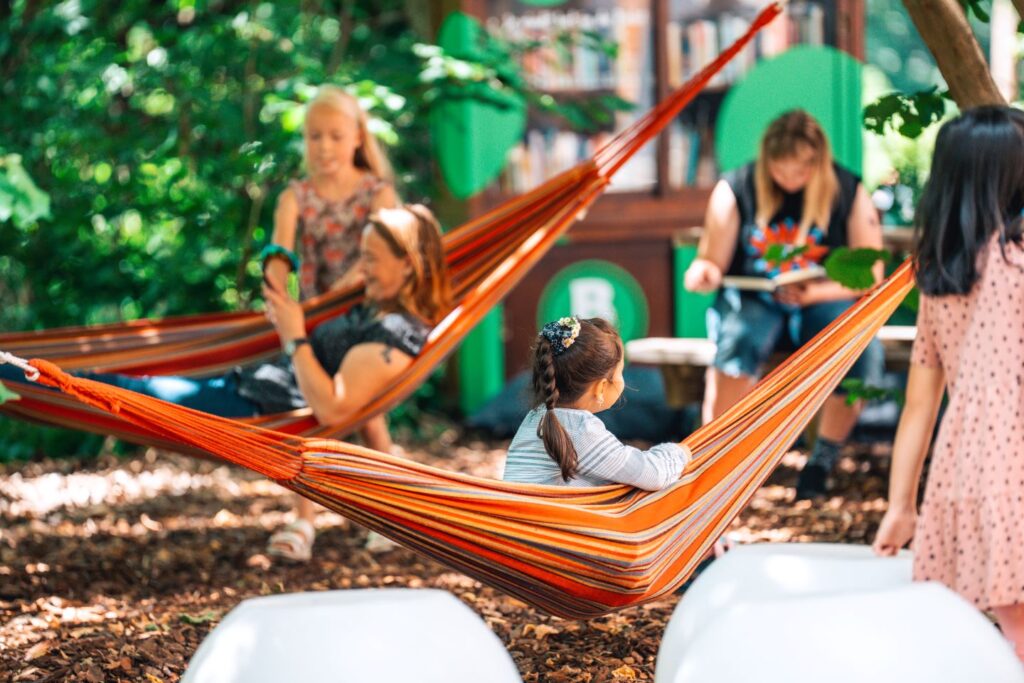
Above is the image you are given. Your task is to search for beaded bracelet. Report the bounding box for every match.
[259,244,300,273]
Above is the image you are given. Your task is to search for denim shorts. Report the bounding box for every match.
[706,288,884,389]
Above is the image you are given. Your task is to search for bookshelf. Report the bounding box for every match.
[452,0,865,385]
[485,0,658,195]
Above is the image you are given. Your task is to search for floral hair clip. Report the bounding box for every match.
[540,316,582,356]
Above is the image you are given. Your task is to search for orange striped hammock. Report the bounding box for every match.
[7,264,913,619]
[0,3,915,617]
[0,4,781,447]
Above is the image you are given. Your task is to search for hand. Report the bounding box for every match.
[774,283,811,307]
[262,279,307,345]
[872,506,917,556]
[684,258,723,293]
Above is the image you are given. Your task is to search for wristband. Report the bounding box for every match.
[260,244,300,273]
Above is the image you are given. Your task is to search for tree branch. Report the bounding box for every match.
[901,0,1005,108]
[1012,0,1024,23]
[326,0,354,76]
[235,184,267,301]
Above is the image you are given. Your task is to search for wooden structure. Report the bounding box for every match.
[450,0,867,380]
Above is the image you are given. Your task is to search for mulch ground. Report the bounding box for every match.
[0,434,893,682]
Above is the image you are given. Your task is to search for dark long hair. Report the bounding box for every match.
[914,106,1024,295]
[532,318,622,481]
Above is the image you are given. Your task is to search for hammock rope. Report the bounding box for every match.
[1,261,915,618]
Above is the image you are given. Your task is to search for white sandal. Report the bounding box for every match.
[267,519,315,562]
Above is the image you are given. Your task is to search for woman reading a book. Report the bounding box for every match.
[683,109,884,500]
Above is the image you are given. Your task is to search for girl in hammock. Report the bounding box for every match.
[873,106,1024,661]
[261,85,399,559]
[502,317,691,488]
[0,205,451,561]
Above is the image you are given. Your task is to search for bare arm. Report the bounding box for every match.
[359,415,394,453]
[261,278,413,428]
[697,179,741,270]
[291,342,413,427]
[266,188,299,292]
[684,180,740,292]
[872,363,946,555]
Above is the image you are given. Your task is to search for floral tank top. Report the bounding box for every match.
[290,175,387,300]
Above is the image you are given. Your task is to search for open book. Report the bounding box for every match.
[722,265,827,292]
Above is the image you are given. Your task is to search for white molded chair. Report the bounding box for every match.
[656,543,1023,683]
[662,543,912,659]
[182,588,522,683]
[671,583,1024,683]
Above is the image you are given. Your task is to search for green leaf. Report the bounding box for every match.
[902,286,920,313]
[0,154,51,226]
[0,383,21,405]
[840,379,905,406]
[763,243,808,266]
[824,247,891,290]
[179,611,221,625]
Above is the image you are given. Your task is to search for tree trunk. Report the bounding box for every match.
[1013,0,1024,23]
[901,0,1005,108]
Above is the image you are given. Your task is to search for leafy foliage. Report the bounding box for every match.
[959,0,991,23]
[0,2,629,460]
[0,382,21,405]
[841,378,905,407]
[824,247,892,290]
[763,243,809,268]
[863,87,950,139]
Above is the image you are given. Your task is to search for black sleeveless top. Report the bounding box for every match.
[234,304,430,414]
[723,161,861,278]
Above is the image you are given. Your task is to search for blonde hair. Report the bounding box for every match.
[306,85,394,182]
[368,205,452,325]
[754,110,838,240]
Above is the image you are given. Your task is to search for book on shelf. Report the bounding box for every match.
[666,3,826,88]
[490,3,655,195]
[502,127,657,194]
[722,265,827,292]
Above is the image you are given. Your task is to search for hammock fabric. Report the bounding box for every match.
[8,262,915,618]
[1,4,784,450]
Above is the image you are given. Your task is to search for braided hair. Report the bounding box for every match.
[532,317,622,481]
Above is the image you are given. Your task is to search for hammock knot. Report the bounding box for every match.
[33,359,125,415]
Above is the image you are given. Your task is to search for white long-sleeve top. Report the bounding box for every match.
[501,407,690,490]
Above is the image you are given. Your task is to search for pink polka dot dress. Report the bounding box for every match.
[911,235,1024,610]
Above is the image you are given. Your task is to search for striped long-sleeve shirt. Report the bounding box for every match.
[501,407,690,490]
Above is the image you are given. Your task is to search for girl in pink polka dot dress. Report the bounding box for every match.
[873,106,1024,661]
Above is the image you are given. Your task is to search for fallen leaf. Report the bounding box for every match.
[612,665,638,680]
[178,611,219,625]
[522,623,560,640]
[24,640,52,661]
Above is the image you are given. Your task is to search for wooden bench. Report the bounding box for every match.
[626,326,916,408]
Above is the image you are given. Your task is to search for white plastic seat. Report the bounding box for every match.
[182,588,522,683]
[662,543,912,659]
[656,543,1023,683]
[671,583,1024,683]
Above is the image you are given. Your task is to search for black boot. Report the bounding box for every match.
[794,462,829,500]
